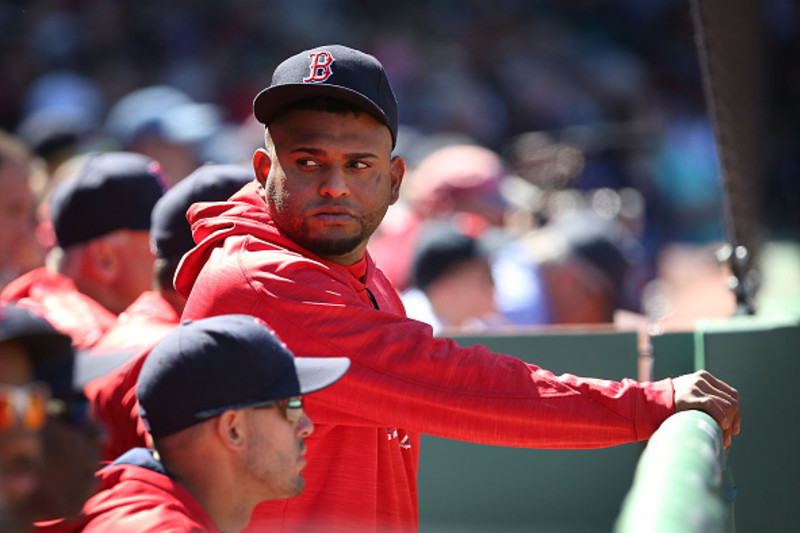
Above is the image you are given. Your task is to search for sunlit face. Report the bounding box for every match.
[105,229,156,313]
[446,258,497,319]
[255,109,404,265]
[243,403,314,500]
[0,162,37,271]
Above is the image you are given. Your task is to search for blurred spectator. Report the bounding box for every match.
[0,308,131,528]
[16,71,105,180]
[0,132,48,293]
[0,152,166,349]
[26,346,116,525]
[401,219,509,334]
[85,163,253,461]
[0,306,71,533]
[640,242,736,332]
[104,86,221,186]
[518,208,643,324]
[373,142,551,326]
[371,142,511,292]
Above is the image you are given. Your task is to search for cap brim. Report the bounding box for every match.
[294,356,350,395]
[253,84,390,132]
[72,348,139,390]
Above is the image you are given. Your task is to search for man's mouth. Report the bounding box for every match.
[311,207,355,224]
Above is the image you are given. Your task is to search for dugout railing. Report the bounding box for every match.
[417,241,800,533]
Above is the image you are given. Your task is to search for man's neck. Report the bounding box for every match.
[164,456,250,533]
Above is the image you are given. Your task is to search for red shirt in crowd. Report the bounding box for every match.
[86,290,181,461]
[0,267,117,349]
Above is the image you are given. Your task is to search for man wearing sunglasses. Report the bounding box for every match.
[35,314,350,533]
[0,306,71,533]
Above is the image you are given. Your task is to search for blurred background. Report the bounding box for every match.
[0,0,797,322]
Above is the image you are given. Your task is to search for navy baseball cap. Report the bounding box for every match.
[150,163,253,261]
[253,44,398,147]
[137,314,350,439]
[0,306,72,364]
[50,152,167,248]
[412,220,494,291]
[0,305,134,393]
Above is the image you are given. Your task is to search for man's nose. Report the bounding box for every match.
[296,413,314,438]
[319,166,350,198]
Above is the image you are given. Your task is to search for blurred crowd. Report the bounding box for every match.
[0,1,795,529]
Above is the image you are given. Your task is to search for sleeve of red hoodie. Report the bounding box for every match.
[180,237,675,450]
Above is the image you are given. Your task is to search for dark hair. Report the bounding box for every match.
[273,97,366,122]
[153,257,179,293]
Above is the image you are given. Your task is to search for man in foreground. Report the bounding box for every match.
[35,314,350,532]
[176,44,740,532]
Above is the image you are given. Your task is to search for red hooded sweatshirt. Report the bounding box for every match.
[176,182,675,533]
[85,290,181,461]
[34,448,220,533]
[0,267,117,349]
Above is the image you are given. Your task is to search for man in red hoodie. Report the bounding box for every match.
[176,44,741,532]
[0,152,166,349]
[85,163,253,461]
[35,314,350,533]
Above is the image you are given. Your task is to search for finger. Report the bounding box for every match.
[693,373,739,408]
[732,407,742,436]
[696,395,735,438]
[698,371,740,402]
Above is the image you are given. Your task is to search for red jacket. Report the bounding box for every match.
[0,267,117,349]
[85,291,181,461]
[176,182,675,533]
[34,448,220,533]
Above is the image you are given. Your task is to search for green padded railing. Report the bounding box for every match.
[614,411,735,533]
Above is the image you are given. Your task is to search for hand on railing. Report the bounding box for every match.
[673,369,741,447]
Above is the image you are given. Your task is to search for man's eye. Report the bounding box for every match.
[297,159,321,169]
[350,161,370,170]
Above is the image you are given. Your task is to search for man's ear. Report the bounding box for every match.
[389,156,406,206]
[215,410,246,451]
[253,149,272,188]
[82,239,118,284]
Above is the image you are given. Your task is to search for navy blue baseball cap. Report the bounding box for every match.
[253,44,398,147]
[0,306,72,364]
[137,314,350,439]
[412,220,494,291]
[50,151,167,248]
[150,163,253,261]
[0,305,134,393]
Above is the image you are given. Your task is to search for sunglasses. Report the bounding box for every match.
[46,395,92,429]
[195,396,304,423]
[0,382,51,431]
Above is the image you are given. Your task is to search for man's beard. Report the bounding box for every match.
[296,230,364,259]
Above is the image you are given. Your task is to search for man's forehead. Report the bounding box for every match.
[268,109,393,153]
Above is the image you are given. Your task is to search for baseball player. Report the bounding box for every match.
[86,163,254,461]
[0,152,166,349]
[175,44,740,532]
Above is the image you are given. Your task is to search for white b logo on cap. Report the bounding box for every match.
[303,51,335,83]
